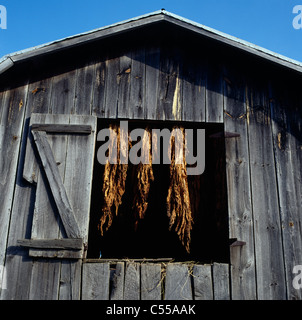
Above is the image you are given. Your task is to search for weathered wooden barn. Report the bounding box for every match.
[0,10,301,300]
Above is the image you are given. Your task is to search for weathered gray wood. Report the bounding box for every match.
[165,264,193,300]
[63,115,97,243]
[110,262,125,300]
[49,69,77,114]
[206,61,223,123]
[0,84,29,298]
[157,46,183,121]
[182,54,206,122]
[117,53,132,118]
[31,123,92,134]
[85,258,173,263]
[92,59,106,117]
[124,263,140,300]
[269,80,302,300]
[247,79,286,300]
[27,114,96,299]
[73,63,95,115]
[223,68,256,300]
[23,113,47,184]
[59,260,82,300]
[141,263,162,300]
[103,54,119,118]
[29,114,96,257]
[17,238,83,250]
[212,263,230,300]
[32,129,81,239]
[29,248,83,259]
[1,80,51,300]
[193,264,213,300]
[22,79,52,184]
[145,45,160,120]
[129,46,145,119]
[82,263,110,300]
[29,259,61,300]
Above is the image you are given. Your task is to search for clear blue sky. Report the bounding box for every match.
[0,0,302,62]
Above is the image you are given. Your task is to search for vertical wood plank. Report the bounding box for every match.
[124,262,140,300]
[193,264,213,300]
[49,70,77,115]
[103,54,119,118]
[117,53,132,118]
[74,63,95,115]
[59,260,82,300]
[157,46,183,121]
[223,68,256,300]
[182,55,206,122]
[110,262,125,300]
[145,45,160,120]
[0,84,29,298]
[247,79,286,300]
[270,80,302,300]
[29,259,61,300]
[82,263,110,300]
[129,46,145,119]
[206,61,223,123]
[165,264,193,300]
[63,115,97,242]
[2,80,52,300]
[0,89,8,123]
[92,59,106,117]
[212,263,230,300]
[141,263,162,300]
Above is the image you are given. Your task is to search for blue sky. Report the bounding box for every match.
[0,0,302,62]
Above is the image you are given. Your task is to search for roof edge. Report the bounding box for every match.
[1,10,302,75]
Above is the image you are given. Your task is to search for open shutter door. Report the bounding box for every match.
[18,113,97,259]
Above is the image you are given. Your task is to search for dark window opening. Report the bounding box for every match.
[87,119,229,263]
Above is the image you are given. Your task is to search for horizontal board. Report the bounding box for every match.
[17,238,83,250]
[29,248,83,259]
[31,123,92,134]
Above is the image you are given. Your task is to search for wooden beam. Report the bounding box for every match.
[209,131,240,138]
[31,130,81,239]
[31,123,92,134]
[17,238,83,250]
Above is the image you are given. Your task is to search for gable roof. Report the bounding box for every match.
[1,9,302,75]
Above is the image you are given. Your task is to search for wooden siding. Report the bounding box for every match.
[0,40,301,300]
[82,261,229,300]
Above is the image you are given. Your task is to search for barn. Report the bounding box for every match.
[0,10,301,300]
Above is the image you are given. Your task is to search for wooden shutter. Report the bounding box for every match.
[18,113,97,259]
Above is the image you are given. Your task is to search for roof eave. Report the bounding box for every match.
[1,10,302,75]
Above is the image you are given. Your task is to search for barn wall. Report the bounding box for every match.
[0,38,302,299]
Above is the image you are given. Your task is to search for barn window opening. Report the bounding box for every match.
[87,119,229,263]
